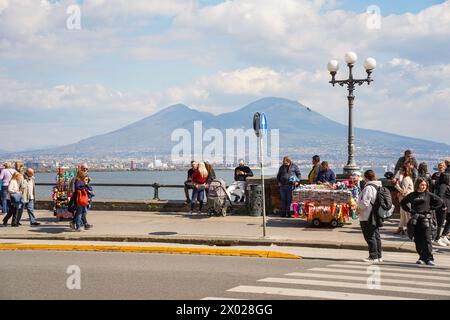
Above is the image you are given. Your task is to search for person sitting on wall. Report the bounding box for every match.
[184,161,197,204]
[317,161,336,185]
[227,159,254,203]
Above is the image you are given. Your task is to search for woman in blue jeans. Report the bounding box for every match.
[73,171,89,231]
[276,156,301,218]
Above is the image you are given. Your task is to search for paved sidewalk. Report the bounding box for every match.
[0,210,436,253]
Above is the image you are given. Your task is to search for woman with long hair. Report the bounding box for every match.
[2,172,24,227]
[393,165,414,235]
[401,177,445,266]
[189,162,209,214]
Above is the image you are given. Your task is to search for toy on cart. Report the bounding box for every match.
[52,167,77,221]
[291,180,360,228]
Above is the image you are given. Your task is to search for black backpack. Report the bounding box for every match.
[369,185,394,221]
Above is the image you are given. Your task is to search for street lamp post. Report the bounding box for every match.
[327,52,376,176]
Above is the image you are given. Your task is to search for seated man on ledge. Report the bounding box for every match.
[227,160,254,203]
[317,161,336,185]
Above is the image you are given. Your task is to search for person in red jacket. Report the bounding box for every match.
[189,162,209,214]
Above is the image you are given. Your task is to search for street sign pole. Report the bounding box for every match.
[259,133,267,238]
[253,112,268,239]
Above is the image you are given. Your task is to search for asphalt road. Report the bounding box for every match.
[1,250,450,300]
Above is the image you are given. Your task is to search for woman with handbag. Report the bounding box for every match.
[2,172,24,227]
[401,177,446,266]
[189,162,209,215]
[392,165,414,235]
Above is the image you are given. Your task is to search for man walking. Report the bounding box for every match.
[22,168,40,226]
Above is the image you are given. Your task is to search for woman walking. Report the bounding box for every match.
[0,162,16,214]
[189,162,209,215]
[354,170,383,263]
[2,172,24,227]
[393,166,414,235]
[401,177,446,266]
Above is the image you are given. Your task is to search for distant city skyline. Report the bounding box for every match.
[1,0,449,151]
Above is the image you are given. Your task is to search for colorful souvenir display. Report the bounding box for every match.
[292,179,361,227]
[52,167,77,220]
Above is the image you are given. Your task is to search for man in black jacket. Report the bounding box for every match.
[184,161,197,204]
[226,160,253,203]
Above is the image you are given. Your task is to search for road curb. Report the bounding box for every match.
[0,243,301,260]
[0,235,416,253]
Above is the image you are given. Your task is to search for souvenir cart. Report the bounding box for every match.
[52,167,77,221]
[292,176,361,228]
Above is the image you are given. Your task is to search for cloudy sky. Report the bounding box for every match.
[0,0,449,151]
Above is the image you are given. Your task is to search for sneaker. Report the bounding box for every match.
[363,257,379,263]
[378,258,383,263]
[416,260,425,265]
[188,211,193,215]
[434,239,448,247]
[426,260,435,266]
[441,236,450,245]
[84,224,92,230]
[31,222,41,226]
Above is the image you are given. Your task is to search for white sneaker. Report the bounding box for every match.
[434,239,448,247]
[188,211,193,215]
[441,236,450,245]
[416,260,425,265]
[363,257,378,264]
[378,258,383,263]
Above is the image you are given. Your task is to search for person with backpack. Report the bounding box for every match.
[73,171,90,231]
[436,173,450,246]
[401,177,446,266]
[277,156,301,218]
[354,170,383,263]
[0,162,16,214]
[392,165,414,235]
[2,172,24,227]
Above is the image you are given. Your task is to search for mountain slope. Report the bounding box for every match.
[28,97,450,161]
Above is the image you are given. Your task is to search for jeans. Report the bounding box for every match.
[1,187,8,213]
[184,181,193,202]
[190,188,205,211]
[24,200,37,224]
[280,185,293,217]
[414,223,434,262]
[75,206,87,229]
[360,221,382,259]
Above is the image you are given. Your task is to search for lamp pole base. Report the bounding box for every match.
[343,164,361,177]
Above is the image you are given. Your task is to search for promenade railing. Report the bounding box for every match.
[36,182,184,201]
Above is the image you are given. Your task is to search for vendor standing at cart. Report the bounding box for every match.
[277,156,301,218]
[317,161,336,185]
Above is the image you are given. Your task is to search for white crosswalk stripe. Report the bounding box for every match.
[333,263,450,276]
[285,272,450,289]
[308,267,450,281]
[227,285,420,300]
[258,277,450,297]
[203,260,450,300]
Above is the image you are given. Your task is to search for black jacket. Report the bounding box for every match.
[234,166,253,182]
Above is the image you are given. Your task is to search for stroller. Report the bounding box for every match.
[207,178,233,217]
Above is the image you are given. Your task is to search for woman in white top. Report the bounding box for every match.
[2,172,24,227]
[393,165,415,235]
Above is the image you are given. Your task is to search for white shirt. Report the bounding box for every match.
[357,181,382,222]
